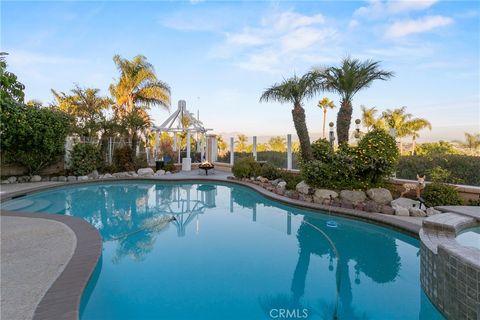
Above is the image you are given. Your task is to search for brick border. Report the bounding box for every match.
[1,211,102,320]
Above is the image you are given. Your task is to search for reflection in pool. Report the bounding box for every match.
[3,181,444,319]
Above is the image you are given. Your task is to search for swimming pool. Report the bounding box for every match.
[3,181,444,319]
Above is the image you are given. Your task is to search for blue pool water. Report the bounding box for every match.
[3,181,444,319]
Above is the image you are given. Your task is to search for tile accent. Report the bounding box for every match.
[420,213,480,320]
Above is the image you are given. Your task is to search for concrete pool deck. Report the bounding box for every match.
[0,170,454,319]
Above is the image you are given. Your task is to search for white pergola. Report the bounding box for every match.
[152,100,212,169]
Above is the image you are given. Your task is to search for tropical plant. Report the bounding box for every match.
[217,136,228,155]
[260,71,322,161]
[409,119,432,155]
[455,132,480,152]
[381,107,430,155]
[109,54,171,151]
[317,97,336,138]
[0,52,25,104]
[70,143,102,176]
[52,85,112,138]
[423,183,462,207]
[113,146,136,172]
[313,58,393,143]
[0,103,72,174]
[231,156,261,178]
[361,105,385,132]
[268,136,287,152]
[234,134,249,153]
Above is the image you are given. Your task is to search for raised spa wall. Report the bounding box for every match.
[419,212,480,320]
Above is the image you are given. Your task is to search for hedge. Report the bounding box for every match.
[396,155,480,186]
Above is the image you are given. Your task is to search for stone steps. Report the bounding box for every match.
[1,199,34,211]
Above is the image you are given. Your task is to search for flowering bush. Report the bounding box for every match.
[302,129,399,189]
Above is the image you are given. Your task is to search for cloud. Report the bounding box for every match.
[385,15,454,38]
[210,10,337,73]
[354,0,439,19]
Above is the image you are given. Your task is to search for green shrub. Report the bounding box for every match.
[311,138,334,162]
[416,141,459,156]
[468,198,480,206]
[281,172,303,190]
[70,143,102,175]
[0,103,72,174]
[396,155,480,186]
[423,183,463,207]
[113,146,135,172]
[232,157,261,178]
[301,129,398,190]
[134,154,148,170]
[259,163,281,180]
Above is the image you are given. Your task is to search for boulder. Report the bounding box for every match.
[426,207,441,216]
[285,190,299,199]
[41,176,50,182]
[1,180,10,184]
[313,189,338,203]
[296,181,313,195]
[364,200,380,213]
[381,205,395,215]
[409,207,427,217]
[67,176,77,182]
[30,175,42,182]
[50,176,59,182]
[18,176,30,183]
[58,176,67,182]
[340,190,367,205]
[276,181,287,194]
[256,176,269,183]
[137,168,154,176]
[391,197,420,210]
[340,199,355,209]
[395,207,410,216]
[88,170,99,179]
[113,172,129,178]
[103,173,113,179]
[77,175,89,181]
[165,171,172,175]
[271,179,282,186]
[7,176,17,183]
[299,194,313,202]
[155,170,166,176]
[366,188,393,205]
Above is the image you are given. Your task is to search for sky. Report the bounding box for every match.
[2,0,479,142]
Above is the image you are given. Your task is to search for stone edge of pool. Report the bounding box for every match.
[0,210,102,320]
[0,176,428,320]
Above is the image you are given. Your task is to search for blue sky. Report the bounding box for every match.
[2,0,479,141]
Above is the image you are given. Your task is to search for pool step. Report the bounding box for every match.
[44,201,67,214]
[1,199,34,211]
[22,199,52,212]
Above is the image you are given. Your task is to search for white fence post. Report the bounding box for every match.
[230,137,234,166]
[108,137,113,165]
[287,134,292,170]
[253,136,257,160]
[186,132,191,158]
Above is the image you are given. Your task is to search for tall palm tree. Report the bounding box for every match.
[408,118,432,155]
[260,72,321,160]
[109,54,171,151]
[360,105,385,132]
[235,134,249,153]
[381,107,430,155]
[314,58,393,144]
[318,97,336,138]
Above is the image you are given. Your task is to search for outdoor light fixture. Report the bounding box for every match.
[354,119,361,139]
[329,122,335,146]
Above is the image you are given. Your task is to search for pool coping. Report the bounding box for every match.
[0,176,423,320]
[0,211,102,320]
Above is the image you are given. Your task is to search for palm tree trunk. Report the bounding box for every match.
[292,103,313,161]
[131,131,138,155]
[336,99,353,144]
[322,108,327,138]
[399,138,403,155]
[412,136,416,155]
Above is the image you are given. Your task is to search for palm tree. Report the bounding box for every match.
[408,119,432,155]
[268,136,287,152]
[314,58,394,144]
[260,72,321,160]
[109,54,171,151]
[360,105,385,132]
[235,134,249,153]
[455,132,480,152]
[318,97,336,138]
[381,107,430,155]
